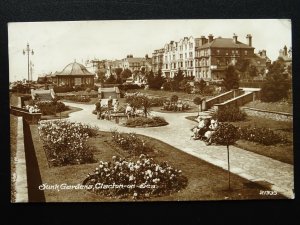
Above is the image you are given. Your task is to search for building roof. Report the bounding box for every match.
[55,62,94,76]
[198,38,254,49]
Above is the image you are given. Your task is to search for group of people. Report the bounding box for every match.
[191,116,219,145]
[95,96,119,120]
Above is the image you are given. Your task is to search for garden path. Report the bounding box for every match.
[63,102,294,199]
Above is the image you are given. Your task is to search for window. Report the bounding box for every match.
[174,63,176,69]
[189,52,193,58]
[232,50,234,54]
[217,59,220,65]
[180,54,183,59]
[226,51,229,55]
[217,50,220,55]
[191,61,193,67]
[245,50,248,55]
[173,55,175,60]
[185,45,187,50]
[185,53,187,59]
[166,64,168,69]
[181,62,183,67]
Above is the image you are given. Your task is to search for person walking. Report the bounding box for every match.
[95,99,102,120]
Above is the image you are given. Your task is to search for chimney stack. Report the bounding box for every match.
[200,36,207,46]
[283,45,287,56]
[246,34,252,47]
[208,34,214,43]
[233,33,238,44]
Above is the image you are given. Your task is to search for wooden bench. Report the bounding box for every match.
[110,112,127,124]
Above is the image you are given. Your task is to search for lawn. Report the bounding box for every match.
[137,89,213,102]
[41,106,82,120]
[31,126,285,202]
[185,115,293,164]
[244,100,293,114]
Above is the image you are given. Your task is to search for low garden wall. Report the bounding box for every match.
[205,89,244,110]
[241,107,293,122]
[23,121,46,202]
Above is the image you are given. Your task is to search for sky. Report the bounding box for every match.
[8,19,292,82]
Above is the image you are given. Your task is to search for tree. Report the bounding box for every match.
[174,68,184,83]
[170,95,178,111]
[261,59,290,102]
[105,74,116,84]
[211,123,239,190]
[114,68,123,78]
[120,69,132,82]
[125,93,151,118]
[235,59,250,80]
[248,65,258,80]
[97,71,106,83]
[194,79,206,94]
[223,65,239,91]
[153,69,165,89]
[193,97,204,115]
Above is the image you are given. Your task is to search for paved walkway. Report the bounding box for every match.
[62,102,294,199]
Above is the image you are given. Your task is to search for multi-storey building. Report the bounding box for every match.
[121,54,152,72]
[157,34,270,81]
[152,48,164,74]
[161,36,201,78]
[195,34,256,81]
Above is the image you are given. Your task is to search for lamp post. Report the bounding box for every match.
[23,43,34,82]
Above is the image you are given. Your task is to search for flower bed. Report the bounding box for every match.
[125,116,168,127]
[111,130,154,155]
[83,154,188,199]
[38,120,97,166]
[64,95,91,102]
[238,125,289,146]
[212,106,247,122]
[34,100,69,115]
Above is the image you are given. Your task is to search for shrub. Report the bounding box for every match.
[65,95,91,102]
[53,86,74,93]
[111,130,153,155]
[212,106,247,122]
[149,97,165,107]
[238,125,289,145]
[125,116,168,127]
[83,154,188,199]
[38,120,96,166]
[35,100,69,115]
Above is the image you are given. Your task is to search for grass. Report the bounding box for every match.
[185,115,293,164]
[137,89,213,102]
[30,126,285,201]
[244,100,293,114]
[41,106,82,120]
[10,94,19,203]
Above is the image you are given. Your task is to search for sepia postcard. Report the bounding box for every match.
[9,19,293,202]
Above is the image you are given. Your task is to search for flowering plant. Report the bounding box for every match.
[238,125,288,145]
[111,130,154,155]
[38,120,96,166]
[83,154,188,199]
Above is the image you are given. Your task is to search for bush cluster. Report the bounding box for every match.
[125,116,168,127]
[238,125,289,145]
[212,106,247,122]
[83,154,188,199]
[65,95,91,102]
[34,100,69,115]
[149,97,165,107]
[38,120,96,166]
[111,130,153,155]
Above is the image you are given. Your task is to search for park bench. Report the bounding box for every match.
[110,112,127,124]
